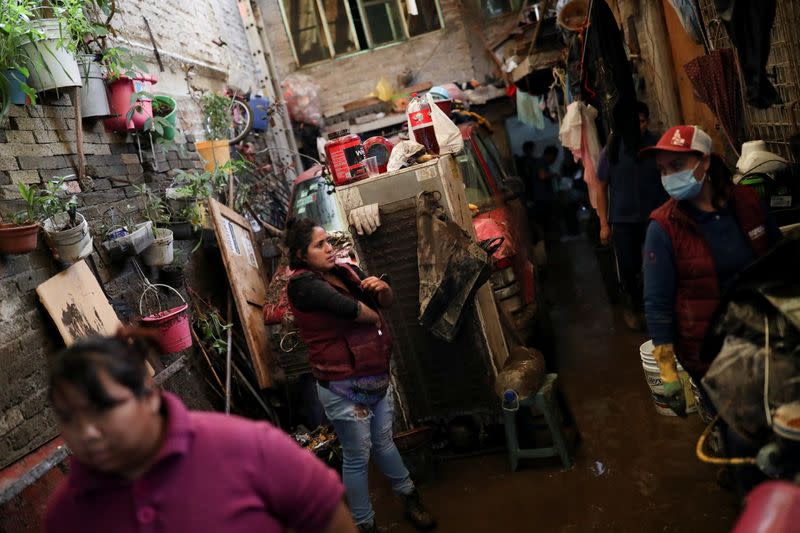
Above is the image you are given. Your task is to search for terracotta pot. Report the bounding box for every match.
[196,139,230,171]
[0,223,39,255]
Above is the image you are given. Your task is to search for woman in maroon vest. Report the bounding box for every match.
[641,126,781,416]
[285,218,436,533]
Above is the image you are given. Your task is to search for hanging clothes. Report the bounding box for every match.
[715,0,779,109]
[516,90,546,130]
[559,101,602,209]
[565,0,640,155]
[666,0,705,44]
[684,48,742,152]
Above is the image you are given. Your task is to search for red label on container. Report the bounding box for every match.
[409,108,433,130]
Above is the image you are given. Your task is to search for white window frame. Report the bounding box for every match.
[279,0,445,67]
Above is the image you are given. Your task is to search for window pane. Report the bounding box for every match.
[407,0,441,37]
[364,0,403,45]
[290,176,345,232]
[323,0,359,54]
[457,148,493,207]
[283,0,330,64]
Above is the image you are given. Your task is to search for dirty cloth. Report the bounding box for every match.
[416,191,492,342]
[559,101,602,208]
[516,90,545,130]
[715,0,779,109]
[45,392,345,533]
[317,384,413,526]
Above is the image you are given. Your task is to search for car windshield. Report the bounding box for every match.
[290,176,345,233]
[457,145,493,207]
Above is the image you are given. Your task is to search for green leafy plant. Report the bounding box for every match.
[0,0,42,106]
[39,176,78,229]
[134,184,170,231]
[201,91,233,141]
[102,46,146,81]
[13,182,43,225]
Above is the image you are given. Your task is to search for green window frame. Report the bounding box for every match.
[279,0,444,66]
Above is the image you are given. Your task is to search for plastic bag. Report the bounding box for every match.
[516,90,545,130]
[426,93,463,154]
[281,73,322,126]
[495,347,546,401]
[387,140,426,172]
[374,77,395,102]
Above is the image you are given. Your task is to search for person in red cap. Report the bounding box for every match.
[640,125,781,416]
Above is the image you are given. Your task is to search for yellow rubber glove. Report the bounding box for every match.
[653,344,687,417]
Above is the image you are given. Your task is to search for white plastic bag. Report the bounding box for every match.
[424,93,463,154]
[388,140,425,172]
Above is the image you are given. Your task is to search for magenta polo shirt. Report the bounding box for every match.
[44,392,345,533]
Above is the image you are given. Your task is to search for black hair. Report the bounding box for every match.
[543,145,559,157]
[707,153,733,210]
[48,328,159,411]
[284,217,321,270]
[637,101,650,119]
[522,141,535,153]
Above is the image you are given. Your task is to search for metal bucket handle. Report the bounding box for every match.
[139,283,186,316]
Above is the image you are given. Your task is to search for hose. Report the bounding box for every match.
[695,414,757,465]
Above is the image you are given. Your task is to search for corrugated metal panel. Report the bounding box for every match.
[355,198,497,424]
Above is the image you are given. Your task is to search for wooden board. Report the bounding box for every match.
[208,198,273,388]
[36,260,155,376]
[36,260,122,345]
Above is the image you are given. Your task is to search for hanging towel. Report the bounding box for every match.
[516,90,545,130]
[559,101,601,208]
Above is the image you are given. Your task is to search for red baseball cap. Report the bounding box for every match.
[640,125,712,157]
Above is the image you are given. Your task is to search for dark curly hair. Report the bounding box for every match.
[284,218,322,270]
[48,327,160,411]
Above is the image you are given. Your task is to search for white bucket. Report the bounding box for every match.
[21,19,82,93]
[77,54,110,118]
[639,340,697,416]
[142,228,174,266]
[43,213,92,263]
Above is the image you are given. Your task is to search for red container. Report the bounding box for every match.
[104,73,157,133]
[325,129,368,185]
[141,304,192,354]
[407,93,439,155]
[0,223,39,255]
[434,99,453,117]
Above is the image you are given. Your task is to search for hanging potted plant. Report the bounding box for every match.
[197,91,232,171]
[77,51,109,118]
[102,47,154,132]
[40,176,93,263]
[139,283,193,354]
[136,185,174,267]
[0,2,39,111]
[19,0,95,94]
[0,183,41,255]
[150,94,177,141]
[99,204,155,261]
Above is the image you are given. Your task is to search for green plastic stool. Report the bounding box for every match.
[502,373,573,471]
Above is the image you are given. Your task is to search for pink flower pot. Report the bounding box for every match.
[104,73,158,133]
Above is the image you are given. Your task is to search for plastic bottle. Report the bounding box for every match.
[324,129,368,185]
[407,93,440,155]
[502,389,520,412]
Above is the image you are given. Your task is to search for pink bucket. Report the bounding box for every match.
[104,73,157,133]
[139,284,192,354]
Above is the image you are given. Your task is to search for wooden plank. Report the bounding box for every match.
[36,260,122,345]
[208,198,273,388]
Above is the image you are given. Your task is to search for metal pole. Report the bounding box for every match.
[225,162,235,415]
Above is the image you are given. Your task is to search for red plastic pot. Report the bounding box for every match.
[104,73,158,133]
[0,223,39,255]
[139,283,192,354]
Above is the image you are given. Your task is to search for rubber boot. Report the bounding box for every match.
[400,489,437,530]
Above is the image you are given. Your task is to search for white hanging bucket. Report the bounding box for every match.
[21,19,82,93]
[43,212,92,263]
[142,228,174,266]
[77,54,110,118]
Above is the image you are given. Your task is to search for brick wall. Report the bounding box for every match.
[257,0,513,117]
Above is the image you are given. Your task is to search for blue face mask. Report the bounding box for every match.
[661,162,704,201]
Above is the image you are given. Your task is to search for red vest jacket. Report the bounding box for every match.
[649,186,770,380]
[289,265,392,381]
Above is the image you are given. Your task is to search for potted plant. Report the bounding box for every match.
[0,183,41,255]
[150,94,177,141]
[40,176,93,263]
[77,51,109,118]
[197,91,232,171]
[99,204,155,260]
[102,47,154,132]
[19,0,94,94]
[139,282,192,354]
[0,1,40,110]
[136,184,174,267]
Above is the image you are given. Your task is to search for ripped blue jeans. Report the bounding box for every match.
[317,384,414,526]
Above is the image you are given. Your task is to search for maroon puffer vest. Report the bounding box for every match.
[289,265,392,381]
[649,186,769,380]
